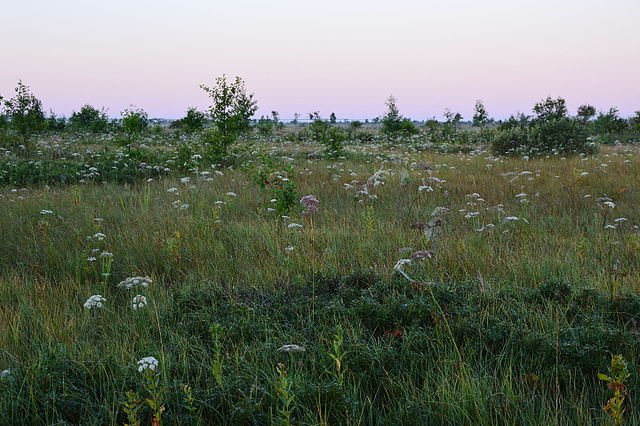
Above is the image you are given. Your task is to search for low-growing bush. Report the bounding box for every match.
[492,117,597,156]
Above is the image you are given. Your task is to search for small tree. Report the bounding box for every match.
[381,95,418,136]
[533,96,568,121]
[593,108,627,135]
[200,75,258,154]
[46,111,66,132]
[472,100,488,128]
[631,111,640,132]
[576,104,596,122]
[121,106,149,140]
[329,112,337,124]
[180,107,206,133]
[69,105,109,133]
[3,80,47,144]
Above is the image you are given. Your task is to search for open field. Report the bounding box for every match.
[1,134,639,424]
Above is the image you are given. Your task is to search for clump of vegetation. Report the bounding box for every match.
[200,75,257,159]
[69,105,110,133]
[170,107,206,133]
[308,112,346,157]
[381,95,418,136]
[120,106,149,142]
[2,80,46,147]
[492,97,597,156]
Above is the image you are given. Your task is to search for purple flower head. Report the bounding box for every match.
[300,195,320,216]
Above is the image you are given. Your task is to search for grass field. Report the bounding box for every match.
[1,137,639,424]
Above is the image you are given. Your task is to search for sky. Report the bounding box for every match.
[1,0,639,120]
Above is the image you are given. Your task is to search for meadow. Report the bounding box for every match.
[1,129,640,424]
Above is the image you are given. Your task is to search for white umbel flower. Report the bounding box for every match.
[83,294,106,309]
[132,295,148,310]
[137,356,159,373]
[117,276,152,290]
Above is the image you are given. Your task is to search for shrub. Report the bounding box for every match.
[593,108,628,135]
[3,80,47,145]
[308,112,346,157]
[381,95,418,136]
[492,117,596,156]
[171,107,206,133]
[121,106,149,140]
[69,105,109,133]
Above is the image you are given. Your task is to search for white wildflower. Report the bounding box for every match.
[83,294,106,309]
[137,356,159,373]
[117,276,152,290]
[288,223,303,229]
[132,295,148,310]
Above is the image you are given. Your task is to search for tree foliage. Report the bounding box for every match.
[69,105,109,133]
[200,75,258,152]
[3,80,47,143]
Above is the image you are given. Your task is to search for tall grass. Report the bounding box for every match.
[0,139,638,424]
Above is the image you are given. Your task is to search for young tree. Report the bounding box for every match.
[3,80,47,143]
[472,99,488,128]
[69,105,109,133]
[46,111,66,132]
[381,95,417,136]
[593,108,628,135]
[200,75,258,153]
[121,106,149,140]
[576,104,596,122]
[631,111,640,132]
[180,107,206,133]
[532,96,568,121]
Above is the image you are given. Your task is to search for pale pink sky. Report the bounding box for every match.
[1,0,638,120]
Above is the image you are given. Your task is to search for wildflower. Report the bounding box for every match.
[117,276,152,290]
[300,195,320,216]
[604,224,616,230]
[226,192,237,196]
[604,201,616,209]
[132,295,148,310]
[288,223,303,229]
[180,177,191,183]
[100,251,113,258]
[167,187,178,193]
[418,185,433,192]
[87,257,97,262]
[40,209,53,215]
[277,344,306,353]
[464,212,480,219]
[83,294,106,309]
[614,218,627,223]
[92,232,106,240]
[284,246,295,252]
[1,369,10,378]
[137,356,159,373]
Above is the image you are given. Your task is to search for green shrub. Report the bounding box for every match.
[69,105,109,133]
[492,117,597,156]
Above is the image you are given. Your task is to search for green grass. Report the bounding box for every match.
[0,136,639,424]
